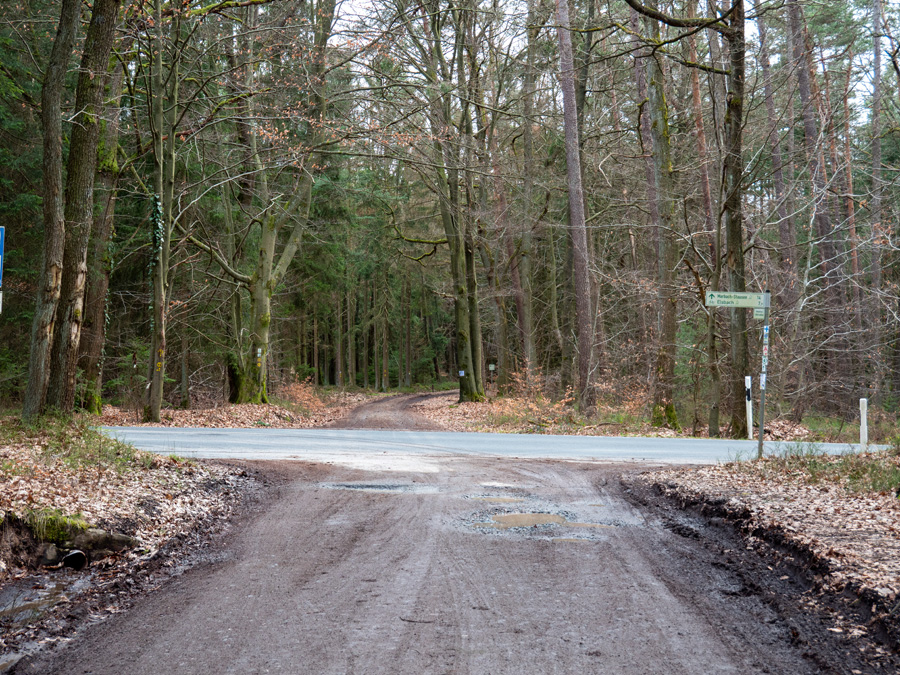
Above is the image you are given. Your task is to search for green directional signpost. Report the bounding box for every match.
[706,289,771,459]
[705,291,767,308]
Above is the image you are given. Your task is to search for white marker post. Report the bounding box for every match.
[860,398,868,447]
[745,376,753,440]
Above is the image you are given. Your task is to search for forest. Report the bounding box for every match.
[0,0,897,438]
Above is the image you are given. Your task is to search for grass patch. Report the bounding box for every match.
[23,508,90,545]
[1,412,157,473]
[743,444,900,495]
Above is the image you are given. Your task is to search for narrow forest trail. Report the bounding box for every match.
[324,392,449,431]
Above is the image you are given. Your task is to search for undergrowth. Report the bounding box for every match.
[272,377,325,414]
[741,443,900,495]
[0,413,158,473]
[485,369,578,431]
[24,508,89,545]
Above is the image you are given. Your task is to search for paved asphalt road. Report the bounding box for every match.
[104,427,868,465]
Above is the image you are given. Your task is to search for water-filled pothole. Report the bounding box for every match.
[473,513,612,530]
[322,482,439,494]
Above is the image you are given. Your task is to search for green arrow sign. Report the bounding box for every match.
[705,291,769,308]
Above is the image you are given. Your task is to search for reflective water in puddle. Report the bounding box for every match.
[474,513,612,530]
[322,482,438,494]
[0,572,92,628]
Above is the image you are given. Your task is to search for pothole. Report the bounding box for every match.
[473,512,612,530]
[468,496,525,504]
[321,482,439,494]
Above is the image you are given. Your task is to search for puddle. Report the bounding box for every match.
[0,572,92,628]
[322,482,439,494]
[473,513,612,530]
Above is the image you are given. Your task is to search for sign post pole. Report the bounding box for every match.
[860,398,868,447]
[757,291,771,460]
[705,289,771,454]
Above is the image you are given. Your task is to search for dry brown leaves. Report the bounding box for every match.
[97,392,368,430]
[412,393,813,439]
[642,457,900,602]
[0,440,250,580]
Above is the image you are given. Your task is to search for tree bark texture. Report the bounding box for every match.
[79,54,127,415]
[46,0,122,412]
[556,0,594,408]
[643,12,680,429]
[23,0,81,419]
[722,1,749,439]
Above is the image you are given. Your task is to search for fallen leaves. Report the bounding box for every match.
[97,393,368,430]
[0,435,250,577]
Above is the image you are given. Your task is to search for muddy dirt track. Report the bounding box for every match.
[13,396,890,673]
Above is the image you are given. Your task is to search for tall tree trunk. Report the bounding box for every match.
[45,0,122,412]
[381,298,389,391]
[841,64,862,339]
[519,0,539,378]
[348,288,357,387]
[147,0,178,421]
[629,8,660,380]
[688,1,720,435]
[313,315,319,386]
[362,281,370,389]
[643,11,680,429]
[871,0,886,398]
[404,276,412,387]
[23,0,81,419]
[334,293,343,387]
[80,54,127,415]
[556,0,594,408]
[722,1,749,438]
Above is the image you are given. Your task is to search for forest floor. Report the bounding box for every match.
[1,390,898,671]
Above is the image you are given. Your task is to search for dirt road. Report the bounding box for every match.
[325,393,445,430]
[13,396,880,673]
